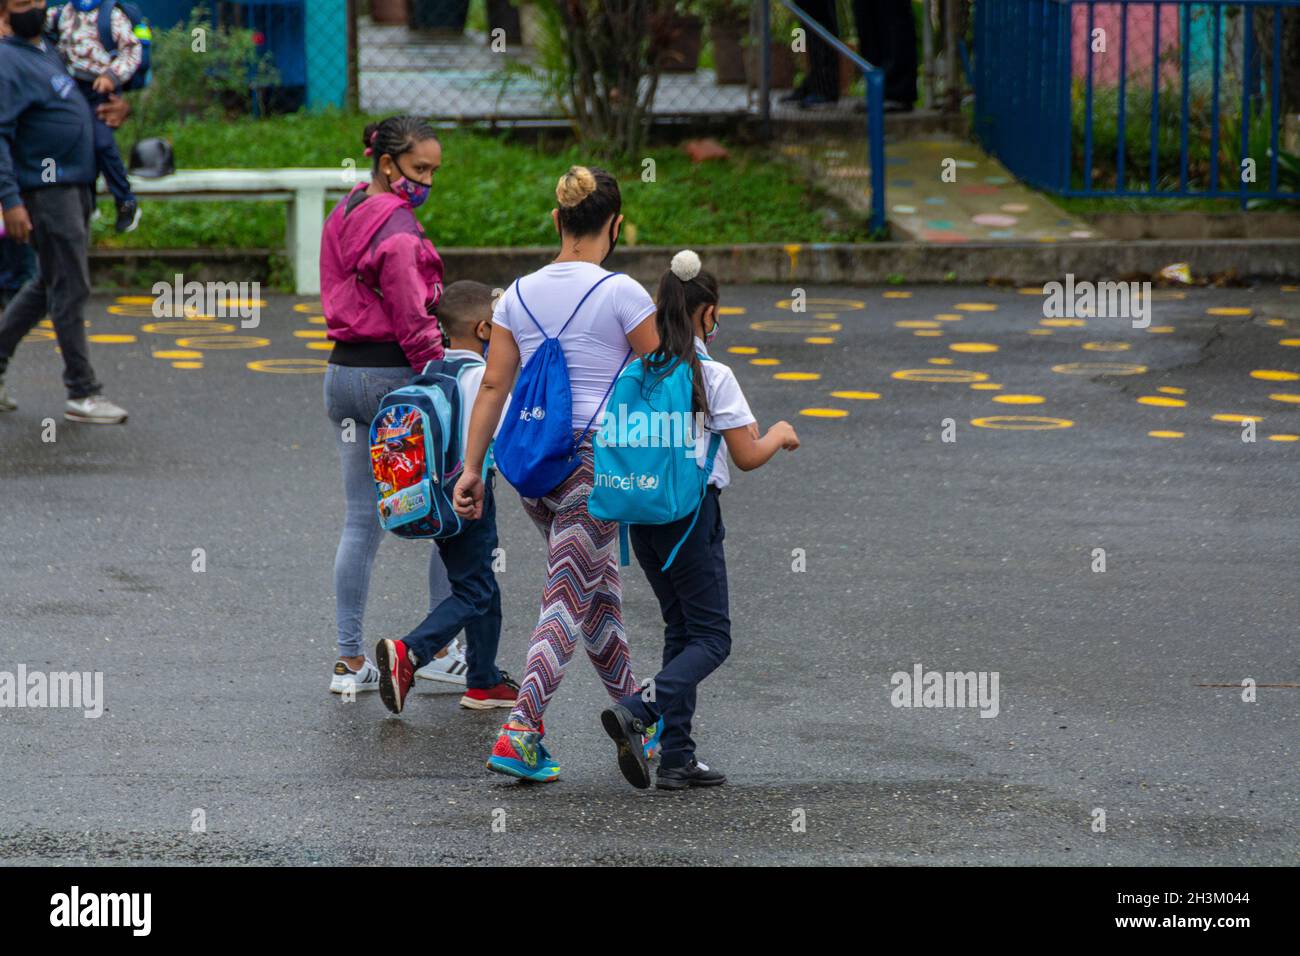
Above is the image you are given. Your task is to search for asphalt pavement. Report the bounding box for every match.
[0,281,1296,865]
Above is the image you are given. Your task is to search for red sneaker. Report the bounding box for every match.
[376,638,415,714]
[460,671,520,710]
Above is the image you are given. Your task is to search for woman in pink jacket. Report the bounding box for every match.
[320,114,448,695]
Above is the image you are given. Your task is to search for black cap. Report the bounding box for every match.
[128,138,175,179]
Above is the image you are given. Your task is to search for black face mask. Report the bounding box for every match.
[600,217,618,265]
[8,6,48,39]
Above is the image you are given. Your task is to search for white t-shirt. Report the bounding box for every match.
[445,348,507,451]
[694,338,756,489]
[493,262,655,430]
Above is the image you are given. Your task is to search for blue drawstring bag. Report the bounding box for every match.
[493,273,629,498]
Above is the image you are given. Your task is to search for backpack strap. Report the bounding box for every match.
[617,522,630,567]
[574,346,632,454]
[99,0,120,54]
[557,272,618,337]
[660,432,722,572]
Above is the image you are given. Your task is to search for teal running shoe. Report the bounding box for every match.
[643,719,661,761]
[487,724,560,783]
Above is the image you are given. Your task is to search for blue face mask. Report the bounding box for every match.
[704,310,721,344]
[389,158,432,209]
[74,0,104,12]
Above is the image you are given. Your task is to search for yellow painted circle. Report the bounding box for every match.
[293,302,324,314]
[774,372,821,381]
[774,298,864,313]
[1148,430,1184,438]
[718,306,747,315]
[830,390,880,400]
[933,313,963,322]
[750,358,781,366]
[1052,362,1148,376]
[1268,393,1300,404]
[970,383,1003,391]
[1268,433,1299,442]
[892,368,989,384]
[1082,342,1131,352]
[1212,413,1263,423]
[896,320,940,329]
[115,295,156,305]
[1040,318,1086,328]
[993,394,1045,405]
[1250,369,1299,382]
[293,329,329,339]
[246,358,328,374]
[1147,326,1175,334]
[914,330,943,337]
[800,408,849,418]
[306,342,335,351]
[106,303,162,317]
[1265,319,1287,327]
[970,415,1073,430]
[805,336,835,344]
[1138,395,1186,407]
[175,335,271,351]
[1027,329,1054,336]
[1150,290,1187,300]
[308,316,327,325]
[751,319,843,333]
[23,329,55,341]
[141,321,236,335]
[928,358,954,365]
[1157,386,1186,395]
[172,361,203,370]
[882,291,912,299]
[727,346,759,355]
[954,302,998,312]
[1279,338,1300,347]
[949,342,998,353]
[153,350,203,360]
[1206,307,1252,316]
[87,334,136,344]
[1017,287,1044,295]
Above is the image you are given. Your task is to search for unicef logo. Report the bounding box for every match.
[520,405,546,422]
[636,474,659,491]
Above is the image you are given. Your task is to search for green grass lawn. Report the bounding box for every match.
[95,112,873,251]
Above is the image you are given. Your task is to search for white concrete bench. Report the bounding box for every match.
[105,168,366,295]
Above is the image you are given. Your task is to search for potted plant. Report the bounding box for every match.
[411,0,470,33]
[703,0,748,85]
[369,0,409,25]
[651,2,705,73]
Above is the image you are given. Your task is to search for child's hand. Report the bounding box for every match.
[93,74,116,95]
[453,469,484,520]
[770,420,800,451]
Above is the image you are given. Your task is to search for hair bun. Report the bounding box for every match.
[670,249,702,282]
[556,166,598,208]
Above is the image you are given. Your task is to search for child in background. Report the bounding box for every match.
[375,281,519,714]
[48,0,142,233]
[601,250,799,790]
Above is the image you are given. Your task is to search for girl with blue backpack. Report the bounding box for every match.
[597,250,800,790]
[452,166,662,783]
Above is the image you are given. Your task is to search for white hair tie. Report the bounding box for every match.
[670,249,702,282]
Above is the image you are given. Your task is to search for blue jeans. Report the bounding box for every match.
[620,487,731,770]
[400,477,504,690]
[77,81,135,206]
[323,363,450,658]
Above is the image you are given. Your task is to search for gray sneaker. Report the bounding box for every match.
[64,395,128,424]
[0,380,15,413]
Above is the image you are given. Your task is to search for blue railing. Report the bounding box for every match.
[973,0,1300,204]
[764,0,888,231]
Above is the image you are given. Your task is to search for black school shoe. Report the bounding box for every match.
[600,704,651,790]
[656,758,726,791]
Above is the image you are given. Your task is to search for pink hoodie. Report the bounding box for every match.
[320,184,445,368]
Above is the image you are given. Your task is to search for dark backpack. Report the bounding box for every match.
[95,1,153,92]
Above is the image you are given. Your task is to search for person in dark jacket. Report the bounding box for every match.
[0,0,128,423]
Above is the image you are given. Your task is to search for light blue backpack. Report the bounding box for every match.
[588,352,722,571]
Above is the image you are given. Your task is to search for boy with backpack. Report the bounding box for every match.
[47,0,147,233]
[374,281,519,715]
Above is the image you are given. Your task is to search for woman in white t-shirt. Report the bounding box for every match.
[599,251,800,791]
[453,166,661,783]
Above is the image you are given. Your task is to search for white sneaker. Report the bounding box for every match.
[0,381,15,413]
[415,641,468,685]
[65,395,128,424]
[330,657,380,694]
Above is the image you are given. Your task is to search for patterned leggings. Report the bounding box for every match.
[509,442,639,730]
